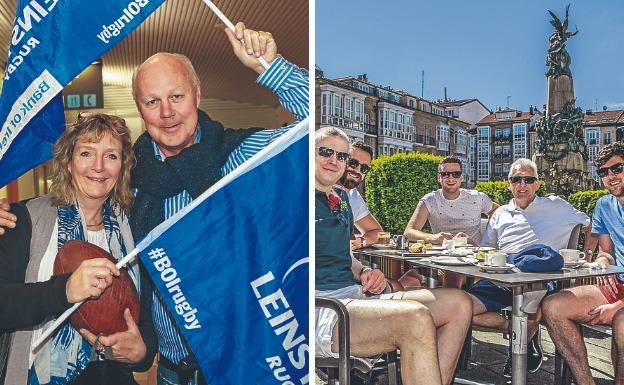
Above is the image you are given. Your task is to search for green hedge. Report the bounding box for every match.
[567,189,608,217]
[475,180,547,205]
[365,152,442,234]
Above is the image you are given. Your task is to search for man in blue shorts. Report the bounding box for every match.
[468,158,591,378]
[542,142,624,385]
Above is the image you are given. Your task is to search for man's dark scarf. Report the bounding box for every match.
[130,110,260,241]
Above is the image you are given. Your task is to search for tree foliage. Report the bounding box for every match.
[365,152,442,234]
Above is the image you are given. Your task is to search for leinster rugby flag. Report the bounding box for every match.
[0,0,164,187]
[138,120,309,385]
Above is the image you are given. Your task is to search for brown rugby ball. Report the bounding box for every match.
[54,240,139,335]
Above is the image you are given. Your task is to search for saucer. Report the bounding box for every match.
[431,256,478,266]
[477,263,515,273]
[563,261,586,269]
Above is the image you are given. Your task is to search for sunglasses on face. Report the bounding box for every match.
[439,171,462,179]
[316,146,349,162]
[509,176,538,184]
[597,162,624,178]
[346,158,371,174]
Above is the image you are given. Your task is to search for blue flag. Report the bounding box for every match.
[137,120,309,385]
[0,0,164,187]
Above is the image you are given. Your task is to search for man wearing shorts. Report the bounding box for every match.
[315,126,472,385]
[542,142,624,385]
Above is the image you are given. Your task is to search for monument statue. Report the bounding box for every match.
[533,4,593,196]
[545,5,578,78]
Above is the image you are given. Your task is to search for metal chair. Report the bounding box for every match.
[315,297,400,385]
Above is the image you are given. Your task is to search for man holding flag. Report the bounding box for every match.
[0,19,309,385]
[90,22,308,385]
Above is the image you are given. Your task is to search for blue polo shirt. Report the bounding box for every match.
[592,194,624,281]
[315,188,356,290]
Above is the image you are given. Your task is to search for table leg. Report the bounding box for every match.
[511,286,528,385]
[426,267,439,288]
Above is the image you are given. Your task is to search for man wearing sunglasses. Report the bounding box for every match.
[469,158,592,378]
[335,141,383,249]
[404,156,498,245]
[315,126,473,385]
[542,143,624,385]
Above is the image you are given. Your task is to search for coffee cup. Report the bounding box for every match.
[453,235,468,247]
[559,249,585,263]
[442,239,455,250]
[378,232,391,245]
[488,252,507,267]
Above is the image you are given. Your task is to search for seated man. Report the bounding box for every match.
[542,143,624,385]
[315,126,472,385]
[404,156,498,288]
[404,156,498,245]
[336,141,383,248]
[469,158,592,378]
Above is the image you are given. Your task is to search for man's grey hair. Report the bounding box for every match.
[315,127,350,148]
[132,52,201,100]
[508,158,539,178]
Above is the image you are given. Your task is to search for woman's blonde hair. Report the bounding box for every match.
[50,113,135,213]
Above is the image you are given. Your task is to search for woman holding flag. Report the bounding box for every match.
[0,114,155,385]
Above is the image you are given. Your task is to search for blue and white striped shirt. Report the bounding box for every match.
[150,56,309,364]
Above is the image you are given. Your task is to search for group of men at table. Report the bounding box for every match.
[315,126,624,385]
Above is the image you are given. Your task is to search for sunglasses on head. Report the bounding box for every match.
[316,146,349,162]
[346,158,371,174]
[597,162,624,178]
[509,176,538,184]
[439,171,462,179]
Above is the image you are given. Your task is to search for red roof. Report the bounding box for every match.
[583,109,624,125]
[478,110,541,125]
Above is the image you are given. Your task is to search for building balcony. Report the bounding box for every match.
[492,135,512,143]
[321,115,363,131]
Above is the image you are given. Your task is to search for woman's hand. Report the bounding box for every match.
[66,258,120,303]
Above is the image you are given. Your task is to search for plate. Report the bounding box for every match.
[400,250,441,258]
[371,244,393,250]
[473,246,496,252]
[430,256,478,266]
[478,263,515,273]
[563,261,586,269]
[444,249,474,257]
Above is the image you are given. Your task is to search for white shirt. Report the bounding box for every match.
[348,188,370,222]
[482,195,590,253]
[421,189,493,242]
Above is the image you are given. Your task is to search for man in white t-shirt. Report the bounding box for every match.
[404,156,498,245]
[336,141,383,249]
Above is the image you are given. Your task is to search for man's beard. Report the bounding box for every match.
[340,173,360,189]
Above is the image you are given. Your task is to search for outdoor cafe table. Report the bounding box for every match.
[354,248,624,385]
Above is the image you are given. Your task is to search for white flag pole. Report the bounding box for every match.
[200,0,270,70]
[31,248,140,352]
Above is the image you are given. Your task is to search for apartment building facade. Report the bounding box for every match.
[582,109,624,182]
[316,71,481,186]
[476,107,542,181]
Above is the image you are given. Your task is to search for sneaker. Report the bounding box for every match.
[528,332,544,373]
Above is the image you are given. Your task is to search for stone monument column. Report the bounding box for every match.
[533,5,593,196]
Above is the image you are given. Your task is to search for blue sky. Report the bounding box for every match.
[316,0,624,113]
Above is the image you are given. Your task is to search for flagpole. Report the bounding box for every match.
[31,248,141,351]
[200,0,270,70]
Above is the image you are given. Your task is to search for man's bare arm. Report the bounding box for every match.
[353,213,382,247]
[403,201,452,244]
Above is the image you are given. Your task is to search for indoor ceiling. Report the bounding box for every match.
[0,0,309,106]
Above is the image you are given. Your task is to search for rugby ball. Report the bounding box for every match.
[54,240,140,335]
